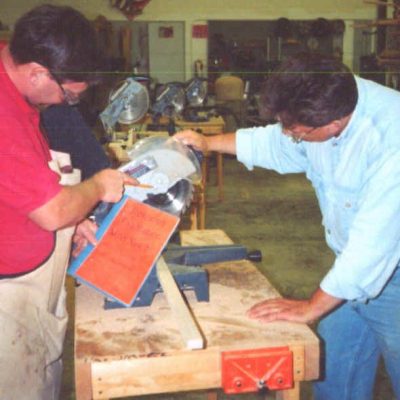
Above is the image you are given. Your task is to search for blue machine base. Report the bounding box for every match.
[103,243,261,309]
[104,263,209,309]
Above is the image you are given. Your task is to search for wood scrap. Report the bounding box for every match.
[156,257,204,350]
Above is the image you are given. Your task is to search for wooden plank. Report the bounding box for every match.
[75,360,92,400]
[175,116,225,135]
[91,351,220,399]
[156,257,204,350]
[291,345,305,382]
[180,229,233,246]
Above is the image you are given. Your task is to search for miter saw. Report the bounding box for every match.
[147,82,186,133]
[150,78,211,128]
[182,77,212,123]
[152,82,186,121]
[100,77,150,141]
[93,135,201,224]
[92,135,261,309]
[121,135,201,215]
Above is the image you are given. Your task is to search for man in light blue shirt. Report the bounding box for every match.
[175,53,400,400]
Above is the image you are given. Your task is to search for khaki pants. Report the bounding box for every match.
[0,227,74,400]
[0,163,80,400]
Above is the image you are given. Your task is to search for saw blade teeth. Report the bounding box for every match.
[181,182,194,215]
[143,179,194,216]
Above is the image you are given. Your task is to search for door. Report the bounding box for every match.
[148,21,185,84]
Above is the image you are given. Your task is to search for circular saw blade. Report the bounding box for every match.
[143,179,193,216]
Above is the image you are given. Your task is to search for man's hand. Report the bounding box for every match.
[174,130,209,152]
[92,169,137,203]
[247,298,317,324]
[247,288,343,324]
[174,130,237,155]
[72,219,98,257]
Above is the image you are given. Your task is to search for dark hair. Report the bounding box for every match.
[9,4,104,84]
[259,53,358,127]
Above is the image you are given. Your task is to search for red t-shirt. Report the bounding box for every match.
[0,50,62,274]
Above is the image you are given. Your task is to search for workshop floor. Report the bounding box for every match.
[60,156,394,400]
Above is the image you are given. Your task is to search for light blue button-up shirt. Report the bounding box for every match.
[236,77,400,301]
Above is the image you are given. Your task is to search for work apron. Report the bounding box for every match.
[0,152,80,400]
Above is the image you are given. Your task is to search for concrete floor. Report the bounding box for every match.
[61,156,394,400]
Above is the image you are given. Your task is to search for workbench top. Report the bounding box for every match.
[74,229,319,399]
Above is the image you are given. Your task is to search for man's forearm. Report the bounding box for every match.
[309,287,344,320]
[206,133,237,154]
[29,168,131,231]
[29,179,103,231]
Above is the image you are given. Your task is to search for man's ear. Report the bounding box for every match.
[327,119,343,134]
[27,63,49,87]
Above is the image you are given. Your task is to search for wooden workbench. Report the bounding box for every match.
[74,230,319,400]
[175,115,225,135]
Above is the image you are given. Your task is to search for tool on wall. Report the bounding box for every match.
[194,59,204,77]
[109,0,151,20]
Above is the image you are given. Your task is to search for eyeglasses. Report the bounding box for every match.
[51,74,81,106]
[282,125,319,144]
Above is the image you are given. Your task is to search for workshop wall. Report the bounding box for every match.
[1,0,376,77]
[1,0,376,25]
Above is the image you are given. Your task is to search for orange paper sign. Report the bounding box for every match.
[69,197,179,306]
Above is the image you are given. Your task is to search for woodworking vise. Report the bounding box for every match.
[221,346,296,394]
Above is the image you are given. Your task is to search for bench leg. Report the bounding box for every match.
[276,382,300,400]
[206,391,218,400]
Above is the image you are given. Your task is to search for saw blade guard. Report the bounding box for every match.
[119,136,202,215]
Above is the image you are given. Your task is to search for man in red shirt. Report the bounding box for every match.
[0,5,135,399]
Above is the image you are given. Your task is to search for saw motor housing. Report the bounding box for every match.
[120,136,202,216]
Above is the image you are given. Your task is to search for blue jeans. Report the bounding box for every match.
[313,267,400,400]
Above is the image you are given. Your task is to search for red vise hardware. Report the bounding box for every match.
[221,346,293,394]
